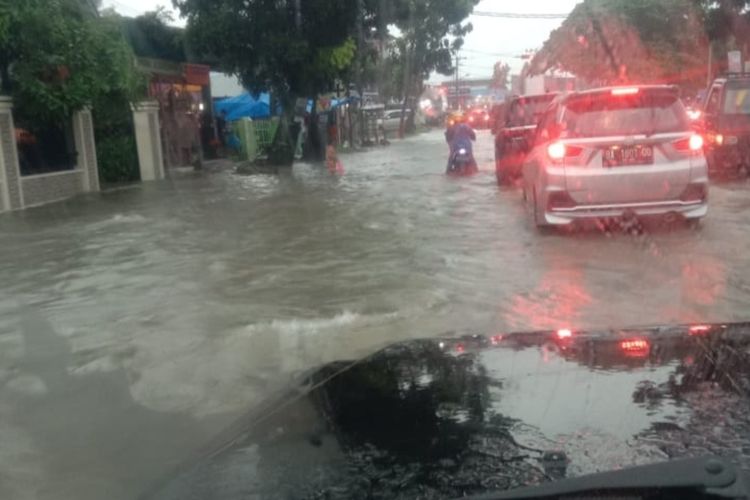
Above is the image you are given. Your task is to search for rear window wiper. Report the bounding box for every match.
[462,456,750,500]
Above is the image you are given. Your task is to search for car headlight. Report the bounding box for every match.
[458,148,467,155]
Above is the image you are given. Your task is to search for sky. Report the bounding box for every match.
[101,0,582,81]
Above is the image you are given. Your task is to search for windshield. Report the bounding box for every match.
[562,91,688,137]
[723,86,750,114]
[508,96,555,126]
[3,0,750,499]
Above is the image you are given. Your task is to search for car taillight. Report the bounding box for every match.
[484,114,490,121]
[673,134,704,154]
[556,329,572,339]
[679,183,707,202]
[620,338,650,356]
[469,116,475,123]
[547,142,583,161]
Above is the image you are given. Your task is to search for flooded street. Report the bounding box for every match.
[2,129,750,499]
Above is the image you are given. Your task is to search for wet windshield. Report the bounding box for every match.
[562,92,688,137]
[723,86,750,114]
[2,0,750,499]
[508,97,555,127]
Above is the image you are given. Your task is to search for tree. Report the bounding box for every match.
[490,61,511,90]
[173,0,360,165]
[389,0,479,136]
[529,0,709,89]
[0,0,142,124]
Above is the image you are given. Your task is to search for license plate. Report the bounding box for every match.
[603,145,654,167]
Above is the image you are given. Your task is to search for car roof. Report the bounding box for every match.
[572,85,679,96]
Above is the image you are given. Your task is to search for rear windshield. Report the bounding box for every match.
[561,91,688,137]
[723,85,750,114]
[508,96,554,127]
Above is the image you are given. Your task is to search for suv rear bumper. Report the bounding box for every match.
[542,199,708,225]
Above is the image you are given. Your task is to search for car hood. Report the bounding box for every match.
[144,324,750,500]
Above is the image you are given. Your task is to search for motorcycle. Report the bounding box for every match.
[446,147,478,176]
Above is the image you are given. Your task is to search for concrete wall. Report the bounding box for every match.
[0,97,100,212]
[20,170,86,207]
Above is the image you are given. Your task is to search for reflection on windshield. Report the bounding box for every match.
[146,326,750,499]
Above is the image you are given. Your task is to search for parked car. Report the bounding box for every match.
[520,85,708,230]
[379,109,411,134]
[699,73,750,177]
[494,93,557,184]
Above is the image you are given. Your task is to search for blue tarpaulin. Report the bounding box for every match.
[216,93,360,120]
[214,93,273,121]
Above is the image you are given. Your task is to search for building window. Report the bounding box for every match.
[15,118,77,176]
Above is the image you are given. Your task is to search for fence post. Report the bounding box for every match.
[0,96,23,210]
[72,106,100,192]
[131,100,165,181]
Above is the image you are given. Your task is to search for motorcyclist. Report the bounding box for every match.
[445,116,477,174]
[445,116,476,157]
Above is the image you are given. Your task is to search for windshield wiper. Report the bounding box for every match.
[463,456,750,500]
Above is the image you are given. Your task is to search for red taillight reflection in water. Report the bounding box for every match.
[620,338,650,357]
[689,324,711,335]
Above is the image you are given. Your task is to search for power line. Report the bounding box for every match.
[472,11,569,19]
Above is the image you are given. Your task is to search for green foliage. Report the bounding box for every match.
[92,89,140,184]
[174,0,359,101]
[96,134,140,183]
[121,7,187,62]
[531,0,709,87]
[0,0,144,125]
[393,0,479,80]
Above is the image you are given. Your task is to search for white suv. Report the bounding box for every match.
[521,85,708,229]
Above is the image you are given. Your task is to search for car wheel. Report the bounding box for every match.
[532,189,548,231]
[686,217,702,230]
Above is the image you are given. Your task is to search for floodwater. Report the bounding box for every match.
[1,130,750,499]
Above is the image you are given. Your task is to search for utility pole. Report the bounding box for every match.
[398,0,415,139]
[355,0,365,147]
[454,52,466,110]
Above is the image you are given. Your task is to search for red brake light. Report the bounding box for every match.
[611,87,640,96]
[469,116,475,122]
[456,343,465,353]
[674,135,704,153]
[620,338,650,356]
[557,329,572,339]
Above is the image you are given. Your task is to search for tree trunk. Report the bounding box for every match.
[268,93,295,167]
[304,97,324,161]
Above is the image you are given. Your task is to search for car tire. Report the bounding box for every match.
[686,217,702,230]
[532,189,550,232]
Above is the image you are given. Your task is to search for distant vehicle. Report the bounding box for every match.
[494,93,557,185]
[445,110,464,128]
[489,102,506,135]
[699,73,750,176]
[521,85,708,230]
[379,109,411,134]
[466,107,491,129]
